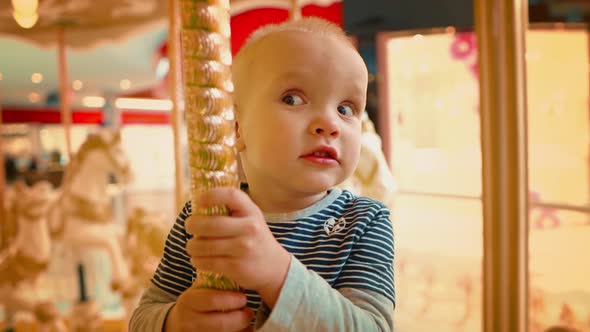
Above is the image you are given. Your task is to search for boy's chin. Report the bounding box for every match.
[292,175,346,194]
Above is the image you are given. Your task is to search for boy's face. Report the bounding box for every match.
[235,30,368,195]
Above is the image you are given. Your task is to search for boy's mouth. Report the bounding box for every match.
[301,146,339,164]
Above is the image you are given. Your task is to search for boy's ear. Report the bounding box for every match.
[235,110,246,152]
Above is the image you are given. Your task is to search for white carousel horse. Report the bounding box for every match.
[340,112,396,206]
[0,181,67,332]
[46,129,133,295]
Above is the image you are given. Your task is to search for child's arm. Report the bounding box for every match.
[128,201,253,332]
[128,202,191,332]
[255,258,394,331]
[129,281,253,332]
[256,206,395,332]
[128,283,177,332]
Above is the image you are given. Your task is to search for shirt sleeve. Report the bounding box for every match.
[256,206,395,331]
[333,206,395,305]
[129,202,194,331]
[255,257,394,331]
[151,202,196,296]
[128,283,177,332]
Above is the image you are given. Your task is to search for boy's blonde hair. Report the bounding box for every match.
[232,17,356,106]
[239,17,354,55]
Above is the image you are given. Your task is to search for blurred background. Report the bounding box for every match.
[1,0,589,331]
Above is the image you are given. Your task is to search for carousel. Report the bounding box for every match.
[1,0,589,331]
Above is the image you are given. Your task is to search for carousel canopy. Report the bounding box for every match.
[0,0,169,109]
[0,0,341,113]
[0,0,168,48]
[0,26,167,108]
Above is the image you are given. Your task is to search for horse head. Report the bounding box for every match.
[47,129,133,236]
[125,208,167,258]
[0,180,55,286]
[19,181,54,215]
[70,129,133,186]
[340,112,396,205]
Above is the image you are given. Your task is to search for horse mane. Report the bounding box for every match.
[61,131,118,186]
[46,130,124,238]
[126,208,168,258]
[0,182,27,250]
[0,181,54,253]
[361,111,376,134]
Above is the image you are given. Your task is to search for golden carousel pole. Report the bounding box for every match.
[179,0,240,289]
[289,0,301,21]
[57,26,73,159]
[475,0,530,331]
[0,82,5,225]
[168,0,185,212]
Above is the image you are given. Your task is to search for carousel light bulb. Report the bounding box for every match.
[82,96,106,108]
[72,80,83,91]
[155,58,170,80]
[31,72,43,83]
[120,79,131,90]
[28,92,40,103]
[445,26,456,34]
[412,34,424,41]
[11,0,38,14]
[12,11,38,29]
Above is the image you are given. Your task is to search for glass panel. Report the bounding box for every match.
[529,209,590,332]
[121,125,178,219]
[527,28,590,332]
[385,31,481,197]
[393,194,482,332]
[527,29,590,208]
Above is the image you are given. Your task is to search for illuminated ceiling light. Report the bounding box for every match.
[28,92,40,103]
[11,0,39,14]
[155,58,170,80]
[412,34,424,41]
[115,98,172,111]
[119,79,131,90]
[31,72,43,83]
[12,11,38,29]
[72,80,83,91]
[82,96,106,108]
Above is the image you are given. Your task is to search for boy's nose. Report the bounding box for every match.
[310,113,340,138]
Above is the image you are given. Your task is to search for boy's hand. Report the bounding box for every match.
[165,288,253,332]
[186,187,292,308]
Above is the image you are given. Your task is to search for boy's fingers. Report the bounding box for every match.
[186,237,235,258]
[190,256,231,275]
[185,215,245,238]
[180,289,248,312]
[200,307,253,331]
[193,187,258,217]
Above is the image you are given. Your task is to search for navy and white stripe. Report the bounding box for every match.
[152,189,395,310]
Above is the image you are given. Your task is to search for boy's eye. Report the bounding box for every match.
[337,104,355,117]
[282,94,304,106]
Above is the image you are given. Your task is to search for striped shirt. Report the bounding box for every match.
[152,188,395,314]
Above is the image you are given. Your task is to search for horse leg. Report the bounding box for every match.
[2,306,16,332]
[0,285,36,331]
[65,223,130,291]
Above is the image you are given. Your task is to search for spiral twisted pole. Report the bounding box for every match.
[179,0,240,290]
